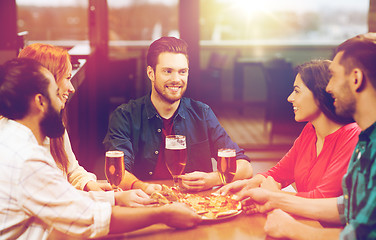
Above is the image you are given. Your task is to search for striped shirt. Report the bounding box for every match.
[0,118,113,239]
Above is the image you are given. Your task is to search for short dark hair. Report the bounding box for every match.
[0,58,50,120]
[297,60,353,124]
[336,33,376,89]
[146,36,189,70]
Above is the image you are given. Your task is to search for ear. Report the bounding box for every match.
[351,68,365,92]
[33,93,48,113]
[147,66,155,82]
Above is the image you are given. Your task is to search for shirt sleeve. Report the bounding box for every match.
[337,196,346,225]
[103,106,135,172]
[296,125,360,198]
[64,131,97,190]
[18,152,113,238]
[205,106,250,161]
[340,191,376,240]
[260,134,301,188]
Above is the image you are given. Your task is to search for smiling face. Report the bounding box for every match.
[287,73,321,122]
[148,52,189,104]
[57,58,74,107]
[326,52,356,119]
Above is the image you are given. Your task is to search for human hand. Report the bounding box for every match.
[260,176,281,192]
[179,171,220,191]
[142,183,162,195]
[115,189,155,207]
[160,202,202,229]
[215,179,249,196]
[84,180,112,191]
[264,209,298,239]
[235,188,274,214]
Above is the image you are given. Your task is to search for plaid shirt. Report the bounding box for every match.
[337,122,376,239]
[0,118,113,239]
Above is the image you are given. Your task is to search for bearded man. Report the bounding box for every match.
[104,37,252,192]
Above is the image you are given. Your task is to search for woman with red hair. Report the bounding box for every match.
[18,43,110,191]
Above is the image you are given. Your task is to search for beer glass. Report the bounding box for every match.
[165,135,187,187]
[217,148,237,184]
[105,150,125,191]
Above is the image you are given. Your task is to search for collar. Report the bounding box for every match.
[359,121,376,142]
[144,93,187,120]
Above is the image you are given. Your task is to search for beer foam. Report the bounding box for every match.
[218,149,236,157]
[166,145,186,150]
[106,151,124,157]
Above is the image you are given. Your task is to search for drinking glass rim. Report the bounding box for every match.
[105,150,124,157]
[166,135,186,139]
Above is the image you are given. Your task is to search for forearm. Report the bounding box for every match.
[119,170,139,190]
[109,206,162,233]
[271,193,341,223]
[233,159,253,181]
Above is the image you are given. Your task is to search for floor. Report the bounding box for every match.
[93,106,300,179]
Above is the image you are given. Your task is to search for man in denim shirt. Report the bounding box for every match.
[229,33,376,239]
[104,37,252,192]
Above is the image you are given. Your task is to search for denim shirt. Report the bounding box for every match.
[103,94,250,180]
[337,122,376,240]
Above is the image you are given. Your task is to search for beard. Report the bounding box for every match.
[335,99,356,119]
[334,84,356,119]
[153,79,187,104]
[40,103,65,139]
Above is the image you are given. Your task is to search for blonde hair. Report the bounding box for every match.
[19,43,71,174]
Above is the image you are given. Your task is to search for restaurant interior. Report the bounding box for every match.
[1,0,374,179]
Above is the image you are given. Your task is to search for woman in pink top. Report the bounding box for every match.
[219,60,360,198]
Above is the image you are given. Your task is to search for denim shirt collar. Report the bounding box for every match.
[144,93,187,120]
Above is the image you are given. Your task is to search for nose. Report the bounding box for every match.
[68,81,75,93]
[287,92,294,103]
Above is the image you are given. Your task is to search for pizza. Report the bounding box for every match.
[151,185,241,219]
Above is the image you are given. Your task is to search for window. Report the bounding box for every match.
[16,0,88,45]
[108,0,179,42]
[200,0,369,44]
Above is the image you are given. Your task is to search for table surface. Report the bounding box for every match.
[95,180,322,240]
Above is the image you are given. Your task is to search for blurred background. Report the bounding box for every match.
[0,0,373,178]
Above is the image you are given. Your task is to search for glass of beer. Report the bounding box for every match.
[217,148,237,184]
[105,150,125,191]
[165,135,187,188]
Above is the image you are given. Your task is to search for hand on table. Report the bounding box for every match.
[179,171,220,191]
[115,189,155,207]
[160,202,202,229]
[264,209,298,239]
[84,180,112,191]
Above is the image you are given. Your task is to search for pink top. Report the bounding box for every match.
[261,122,361,198]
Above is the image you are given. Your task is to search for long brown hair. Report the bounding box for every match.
[18,43,70,174]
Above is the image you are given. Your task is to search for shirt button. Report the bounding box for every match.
[149,171,153,175]
[157,129,161,133]
[344,194,349,199]
[155,150,159,155]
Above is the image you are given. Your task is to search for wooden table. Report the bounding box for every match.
[96,180,322,240]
